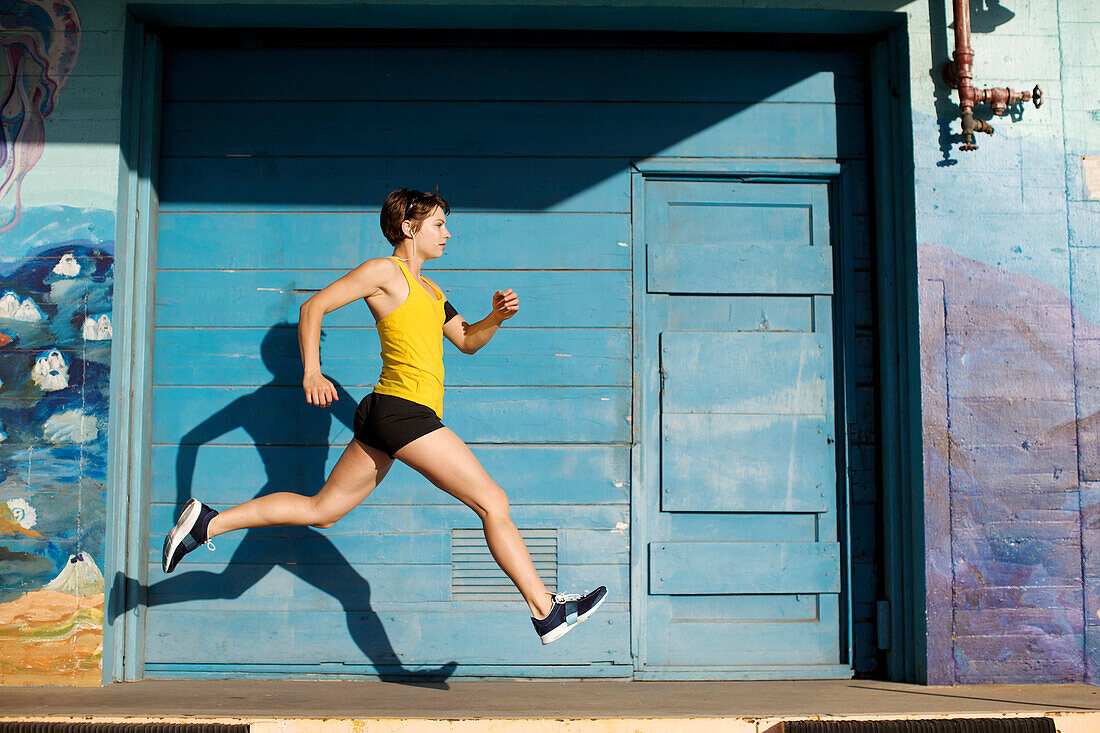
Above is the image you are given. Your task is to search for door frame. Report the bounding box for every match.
[629,161,858,679]
[103,16,163,683]
[105,7,922,682]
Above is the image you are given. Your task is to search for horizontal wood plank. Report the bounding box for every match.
[649,541,841,594]
[147,561,452,603]
[162,100,864,160]
[661,412,832,513]
[143,562,627,608]
[147,530,448,567]
[149,504,630,537]
[156,212,631,270]
[655,593,821,622]
[165,47,864,103]
[157,157,632,213]
[648,242,833,295]
[151,386,631,445]
[665,617,840,666]
[150,444,630,505]
[663,295,815,332]
[152,327,630,388]
[153,270,630,329]
[144,608,630,665]
[661,331,829,415]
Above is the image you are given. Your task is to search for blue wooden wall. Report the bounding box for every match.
[138,37,876,678]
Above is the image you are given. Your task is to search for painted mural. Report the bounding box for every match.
[919,239,1092,683]
[0,0,82,233]
[914,0,1099,682]
[0,205,112,685]
[0,0,109,686]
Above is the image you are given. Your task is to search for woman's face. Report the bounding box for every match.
[411,206,451,260]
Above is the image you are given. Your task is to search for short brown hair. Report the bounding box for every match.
[380,188,450,246]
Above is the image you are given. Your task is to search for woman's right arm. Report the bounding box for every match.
[299,258,390,406]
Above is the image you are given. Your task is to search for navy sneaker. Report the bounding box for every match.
[532,586,607,644]
[162,498,218,573]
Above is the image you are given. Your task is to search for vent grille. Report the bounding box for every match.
[452,528,557,601]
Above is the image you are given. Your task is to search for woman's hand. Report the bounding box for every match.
[303,371,338,407]
[492,288,519,322]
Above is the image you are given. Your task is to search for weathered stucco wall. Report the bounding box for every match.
[0,0,1096,685]
[917,0,1100,684]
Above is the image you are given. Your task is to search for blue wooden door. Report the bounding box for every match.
[634,175,850,678]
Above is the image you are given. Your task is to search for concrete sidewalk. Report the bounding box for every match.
[2,679,1100,731]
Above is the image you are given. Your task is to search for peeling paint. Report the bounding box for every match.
[1083,156,1100,201]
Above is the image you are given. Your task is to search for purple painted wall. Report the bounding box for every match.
[921,240,1090,683]
[918,1,1100,684]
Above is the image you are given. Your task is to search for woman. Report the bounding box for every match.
[162,188,606,645]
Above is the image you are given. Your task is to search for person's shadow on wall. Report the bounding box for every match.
[110,324,457,686]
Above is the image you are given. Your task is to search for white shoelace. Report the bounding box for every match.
[553,591,584,603]
[204,540,216,551]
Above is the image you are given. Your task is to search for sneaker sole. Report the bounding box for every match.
[540,592,608,645]
[162,498,201,573]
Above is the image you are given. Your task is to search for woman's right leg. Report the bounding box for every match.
[205,438,393,538]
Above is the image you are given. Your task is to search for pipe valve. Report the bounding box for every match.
[943,0,1043,151]
[977,84,1042,115]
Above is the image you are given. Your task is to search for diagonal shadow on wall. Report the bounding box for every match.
[155,30,874,213]
[110,325,457,685]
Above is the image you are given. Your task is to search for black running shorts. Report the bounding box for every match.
[353,392,444,457]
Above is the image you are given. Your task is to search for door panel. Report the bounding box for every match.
[660,331,830,413]
[649,542,841,594]
[661,413,832,513]
[646,180,832,294]
[660,330,833,513]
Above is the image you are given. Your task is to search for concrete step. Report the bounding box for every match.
[2,713,1099,733]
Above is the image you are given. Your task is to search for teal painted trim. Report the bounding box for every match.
[633,159,843,177]
[830,165,859,671]
[105,19,163,683]
[629,170,645,675]
[869,27,925,683]
[634,665,853,681]
[103,13,143,686]
[131,3,903,35]
[144,664,632,680]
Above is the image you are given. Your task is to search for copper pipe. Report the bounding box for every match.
[943,0,1041,151]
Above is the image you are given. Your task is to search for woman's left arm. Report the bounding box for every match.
[444,288,518,354]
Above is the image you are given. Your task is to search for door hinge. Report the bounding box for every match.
[876,599,892,650]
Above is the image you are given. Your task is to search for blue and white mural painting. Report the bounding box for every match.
[0,205,112,685]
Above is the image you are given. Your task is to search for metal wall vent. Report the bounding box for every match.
[452,528,557,601]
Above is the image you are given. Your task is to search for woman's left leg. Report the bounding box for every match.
[395,427,553,619]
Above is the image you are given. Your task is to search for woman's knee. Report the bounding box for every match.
[475,487,511,522]
[307,499,347,529]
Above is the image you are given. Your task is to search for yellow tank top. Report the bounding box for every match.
[372,257,448,418]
